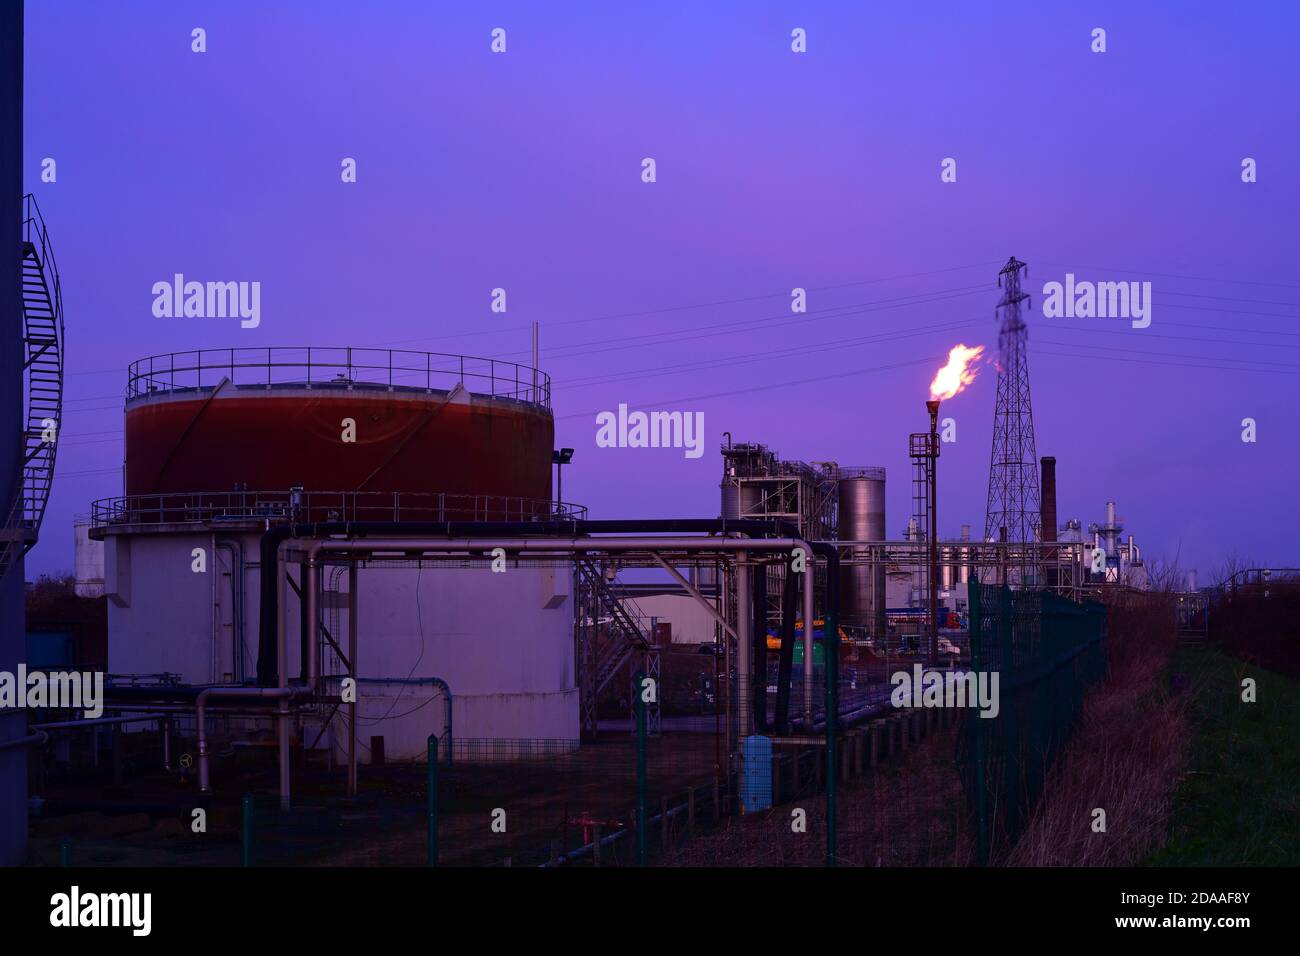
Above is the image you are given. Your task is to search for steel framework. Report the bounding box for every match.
[984,256,1041,585]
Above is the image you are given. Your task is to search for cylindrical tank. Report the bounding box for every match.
[103,348,577,761]
[721,482,763,521]
[836,469,886,635]
[122,349,553,517]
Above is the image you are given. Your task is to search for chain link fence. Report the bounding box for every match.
[957,584,1106,864]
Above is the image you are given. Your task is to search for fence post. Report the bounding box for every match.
[635,671,647,867]
[241,794,254,867]
[426,734,439,866]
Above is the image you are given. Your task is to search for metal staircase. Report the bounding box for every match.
[1,195,64,582]
[576,561,660,735]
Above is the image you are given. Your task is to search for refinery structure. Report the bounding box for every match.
[6,253,1159,847]
[2,232,1161,863]
[0,4,1163,866]
[46,254,1151,808]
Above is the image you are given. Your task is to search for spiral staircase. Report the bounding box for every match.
[0,195,64,582]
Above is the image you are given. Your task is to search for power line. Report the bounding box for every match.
[1160,289,1300,309]
[560,317,985,390]
[53,466,121,478]
[1036,259,1300,293]
[1039,324,1300,352]
[1035,348,1300,377]
[364,261,1004,348]
[555,354,942,422]
[1035,339,1300,373]
[496,285,990,364]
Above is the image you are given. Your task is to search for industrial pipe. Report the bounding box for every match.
[751,558,768,733]
[0,729,47,752]
[736,549,751,734]
[257,518,802,686]
[32,715,157,731]
[215,538,246,682]
[196,686,306,793]
[348,563,358,794]
[927,399,940,664]
[288,531,819,727]
[284,524,839,867]
[775,561,798,734]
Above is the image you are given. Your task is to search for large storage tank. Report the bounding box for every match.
[124,348,551,508]
[96,348,580,761]
[837,468,886,635]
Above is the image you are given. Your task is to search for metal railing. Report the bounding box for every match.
[91,489,586,530]
[126,347,551,407]
[23,193,62,319]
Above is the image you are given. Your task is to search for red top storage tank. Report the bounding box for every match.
[121,348,555,521]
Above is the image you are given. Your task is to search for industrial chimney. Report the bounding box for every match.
[1039,457,1058,542]
[1040,457,1058,588]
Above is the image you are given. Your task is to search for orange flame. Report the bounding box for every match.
[929,344,985,401]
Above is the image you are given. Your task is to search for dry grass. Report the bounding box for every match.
[1004,591,1188,866]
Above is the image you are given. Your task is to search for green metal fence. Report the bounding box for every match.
[958,583,1106,865]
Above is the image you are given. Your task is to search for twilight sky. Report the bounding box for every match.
[22,0,1300,580]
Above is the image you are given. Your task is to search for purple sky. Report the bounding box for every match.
[22,1,1300,580]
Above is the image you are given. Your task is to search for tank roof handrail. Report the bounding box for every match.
[90,489,587,530]
[124,347,551,409]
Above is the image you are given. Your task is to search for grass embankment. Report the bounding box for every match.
[1147,644,1300,866]
[1005,593,1187,866]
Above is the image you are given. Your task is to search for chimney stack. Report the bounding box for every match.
[1040,457,1058,542]
[1040,457,1058,589]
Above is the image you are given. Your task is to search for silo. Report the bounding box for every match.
[97,347,579,761]
[837,468,886,635]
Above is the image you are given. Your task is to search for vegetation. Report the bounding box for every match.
[1004,590,1187,866]
[1147,645,1300,866]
